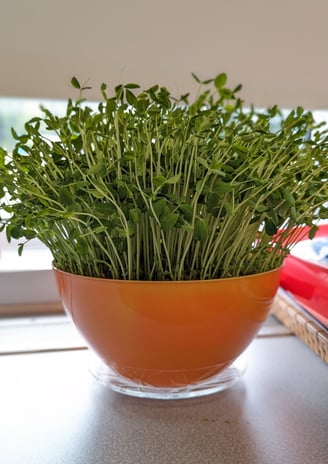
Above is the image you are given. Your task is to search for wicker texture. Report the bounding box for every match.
[271,292,328,364]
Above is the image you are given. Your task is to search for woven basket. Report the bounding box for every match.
[271,291,328,364]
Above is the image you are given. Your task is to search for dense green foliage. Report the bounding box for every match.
[1,74,328,280]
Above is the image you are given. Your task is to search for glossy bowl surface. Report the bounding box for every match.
[54,268,281,389]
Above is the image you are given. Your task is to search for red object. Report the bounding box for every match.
[280,224,328,327]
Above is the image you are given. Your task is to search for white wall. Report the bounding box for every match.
[1,0,328,108]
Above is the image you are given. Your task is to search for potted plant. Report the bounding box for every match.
[1,73,327,399]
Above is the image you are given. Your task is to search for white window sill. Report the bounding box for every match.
[0,312,289,356]
[0,248,62,314]
[0,314,86,355]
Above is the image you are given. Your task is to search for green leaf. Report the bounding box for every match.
[59,187,75,207]
[281,188,295,206]
[135,98,149,114]
[214,73,227,90]
[232,144,248,155]
[309,225,318,240]
[18,243,24,256]
[87,160,106,176]
[264,217,278,236]
[94,202,116,215]
[126,89,137,106]
[166,174,181,184]
[152,198,167,217]
[92,225,108,234]
[296,106,304,116]
[76,237,88,256]
[129,208,141,224]
[24,229,37,240]
[153,176,167,188]
[71,77,81,89]
[90,189,106,199]
[290,206,298,221]
[193,218,209,241]
[8,225,24,240]
[195,180,205,193]
[160,212,179,231]
[213,180,233,194]
[117,227,130,238]
[11,127,21,140]
[224,202,234,216]
[219,88,233,99]
[206,192,220,211]
[197,158,209,170]
[124,83,141,89]
[191,72,201,83]
[181,223,194,234]
[122,151,136,161]
[256,204,266,213]
[179,204,194,221]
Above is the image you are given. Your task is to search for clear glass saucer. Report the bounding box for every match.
[89,353,247,400]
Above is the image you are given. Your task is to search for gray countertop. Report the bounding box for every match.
[0,333,327,464]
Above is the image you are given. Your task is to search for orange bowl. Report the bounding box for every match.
[54,267,281,388]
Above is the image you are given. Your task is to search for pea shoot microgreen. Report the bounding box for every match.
[1,74,328,280]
